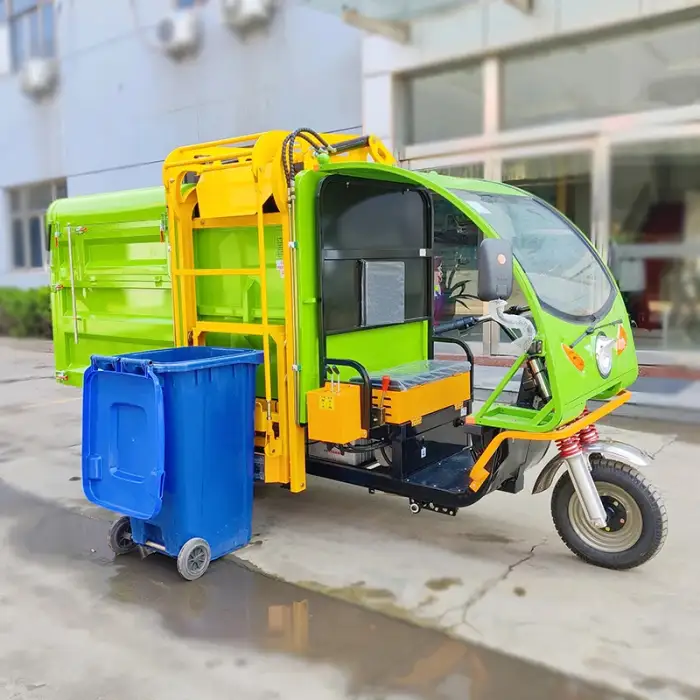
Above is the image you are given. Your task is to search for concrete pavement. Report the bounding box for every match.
[3,477,639,700]
[0,339,696,699]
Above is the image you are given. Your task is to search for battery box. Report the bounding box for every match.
[306,383,367,444]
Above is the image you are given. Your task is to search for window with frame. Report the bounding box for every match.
[1,0,55,71]
[8,179,67,270]
[502,18,700,130]
[403,63,483,145]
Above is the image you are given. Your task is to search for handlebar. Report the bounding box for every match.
[433,304,529,336]
[434,314,519,342]
[505,305,530,315]
[433,316,478,335]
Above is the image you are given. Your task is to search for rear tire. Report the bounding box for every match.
[109,516,136,556]
[551,458,667,570]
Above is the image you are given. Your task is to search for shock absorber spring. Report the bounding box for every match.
[578,408,600,446]
[555,432,608,527]
[556,434,582,459]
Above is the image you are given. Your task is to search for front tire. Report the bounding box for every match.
[551,458,667,570]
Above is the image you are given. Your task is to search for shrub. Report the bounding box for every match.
[0,287,52,339]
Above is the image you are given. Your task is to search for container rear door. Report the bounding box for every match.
[82,365,165,520]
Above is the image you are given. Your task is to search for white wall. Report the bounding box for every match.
[0,0,363,286]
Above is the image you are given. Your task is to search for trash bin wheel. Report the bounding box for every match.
[109,516,137,555]
[177,538,212,581]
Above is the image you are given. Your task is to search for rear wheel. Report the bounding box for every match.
[109,516,136,556]
[551,458,667,570]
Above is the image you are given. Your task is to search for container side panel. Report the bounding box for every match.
[50,195,173,386]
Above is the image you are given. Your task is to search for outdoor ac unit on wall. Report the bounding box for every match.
[156,8,203,60]
[20,58,59,100]
[222,0,276,35]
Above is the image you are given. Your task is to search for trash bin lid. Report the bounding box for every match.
[82,364,165,520]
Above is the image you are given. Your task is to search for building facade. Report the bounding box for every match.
[4,0,700,367]
[0,0,362,288]
[352,0,700,364]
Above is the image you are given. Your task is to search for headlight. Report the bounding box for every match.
[595,333,615,378]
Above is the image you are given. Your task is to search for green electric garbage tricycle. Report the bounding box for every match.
[48,128,667,570]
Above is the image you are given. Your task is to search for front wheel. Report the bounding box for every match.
[551,458,667,570]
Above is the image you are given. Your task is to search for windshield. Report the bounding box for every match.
[449,190,615,321]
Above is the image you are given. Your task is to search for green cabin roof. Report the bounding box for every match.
[419,171,527,196]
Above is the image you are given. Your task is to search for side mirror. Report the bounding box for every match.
[477,238,514,302]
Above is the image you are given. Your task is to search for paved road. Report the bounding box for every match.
[0,339,696,699]
[0,478,637,700]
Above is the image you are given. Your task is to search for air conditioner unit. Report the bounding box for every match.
[20,57,59,99]
[222,0,276,34]
[156,8,203,60]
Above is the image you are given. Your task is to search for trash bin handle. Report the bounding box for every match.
[90,355,121,373]
[119,358,157,378]
[89,355,157,379]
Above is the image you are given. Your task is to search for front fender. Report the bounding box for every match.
[583,440,651,469]
[532,440,653,495]
[531,454,566,495]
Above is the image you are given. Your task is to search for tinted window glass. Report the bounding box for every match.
[320,178,428,252]
[12,219,25,268]
[319,177,431,334]
[404,258,429,321]
[323,259,429,334]
[323,260,360,332]
[29,215,43,268]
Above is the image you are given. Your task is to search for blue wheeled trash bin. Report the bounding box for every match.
[81,346,263,580]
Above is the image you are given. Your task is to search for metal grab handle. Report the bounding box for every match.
[324,358,373,433]
[432,336,474,404]
[66,224,79,345]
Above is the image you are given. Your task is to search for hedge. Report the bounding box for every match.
[0,287,53,339]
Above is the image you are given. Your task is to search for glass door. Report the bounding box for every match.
[609,133,700,354]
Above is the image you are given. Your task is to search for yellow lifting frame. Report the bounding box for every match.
[163,129,396,493]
